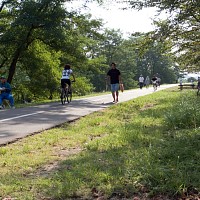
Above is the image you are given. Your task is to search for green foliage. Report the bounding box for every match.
[0,0,107,98]
[0,0,68,82]
[0,0,105,83]
[73,76,94,96]
[0,0,178,99]
[101,28,124,64]
[110,38,138,89]
[117,0,200,70]
[13,41,61,101]
[128,34,177,83]
[85,57,108,92]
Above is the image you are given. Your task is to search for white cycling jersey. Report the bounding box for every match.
[152,80,157,85]
[61,69,73,79]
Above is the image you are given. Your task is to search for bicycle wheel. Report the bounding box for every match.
[60,89,66,105]
[66,90,70,103]
[69,90,72,102]
[153,84,157,91]
[65,86,72,103]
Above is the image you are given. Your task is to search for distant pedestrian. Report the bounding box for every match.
[197,77,200,86]
[107,62,122,103]
[138,75,144,89]
[144,76,150,88]
[197,77,200,96]
[179,78,183,85]
[157,77,161,86]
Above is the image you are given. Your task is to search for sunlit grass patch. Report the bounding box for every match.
[0,88,200,199]
[164,91,200,129]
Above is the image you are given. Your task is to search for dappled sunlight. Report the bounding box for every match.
[0,89,199,199]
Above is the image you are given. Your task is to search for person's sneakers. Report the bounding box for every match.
[11,106,15,109]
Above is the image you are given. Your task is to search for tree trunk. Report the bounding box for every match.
[7,48,21,83]
[7,26,34,83]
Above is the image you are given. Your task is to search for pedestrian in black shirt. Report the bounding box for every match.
[107,62,122,103]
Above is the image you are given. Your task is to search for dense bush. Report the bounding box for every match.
[73,76,94,96]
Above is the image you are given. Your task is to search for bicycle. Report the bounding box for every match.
[60,81,74,104]
[152,81,157,91]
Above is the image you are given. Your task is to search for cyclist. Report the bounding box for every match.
[151,75,158,91]
[61,64,75,93]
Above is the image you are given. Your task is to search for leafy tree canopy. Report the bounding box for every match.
[114,0,200,71]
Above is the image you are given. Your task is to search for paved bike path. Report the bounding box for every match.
[0,84,177,146]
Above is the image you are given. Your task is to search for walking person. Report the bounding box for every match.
[0,76,15,109]
[197,77,200,96]
[157,77,161,87]
[138,74,144,89]
[144,76,150,88]
[107,62,122,103]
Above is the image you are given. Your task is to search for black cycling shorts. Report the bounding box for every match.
[61,79,71,88]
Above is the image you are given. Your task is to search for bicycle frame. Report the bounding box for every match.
[152,81,157,91]
[60,84,72,104]
[60,87,66,104]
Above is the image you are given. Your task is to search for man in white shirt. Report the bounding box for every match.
[139,75,144,89]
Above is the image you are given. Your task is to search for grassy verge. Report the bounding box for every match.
[0,88,199,200]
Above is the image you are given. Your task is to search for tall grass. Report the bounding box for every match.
[0,88,199,199]
[164,91,200,129]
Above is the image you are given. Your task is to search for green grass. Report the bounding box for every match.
[0,88,200,199]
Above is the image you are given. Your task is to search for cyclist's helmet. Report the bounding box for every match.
[64,64,71,70]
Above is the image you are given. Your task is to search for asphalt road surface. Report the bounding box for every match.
[0,84,177,146]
